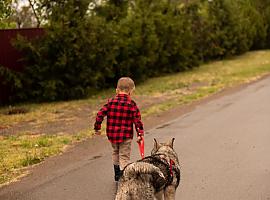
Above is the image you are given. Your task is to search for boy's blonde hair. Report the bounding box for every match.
[117,77,135,93]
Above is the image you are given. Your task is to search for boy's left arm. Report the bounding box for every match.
[94,102,108,134]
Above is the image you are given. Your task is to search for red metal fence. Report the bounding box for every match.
[0,28,44,104]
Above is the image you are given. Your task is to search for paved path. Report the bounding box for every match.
[1,77,270,200]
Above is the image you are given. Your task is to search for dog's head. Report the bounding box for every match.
[151,138,175,155]
[151,138,179,167]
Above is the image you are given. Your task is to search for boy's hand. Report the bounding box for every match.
[137,135,143,143]
[95,130,101,135]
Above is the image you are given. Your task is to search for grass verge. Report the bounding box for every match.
[139,50,270,116]
[0,130,94,186]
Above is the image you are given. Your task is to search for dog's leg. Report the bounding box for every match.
[164,185,176,200]
[154,190,164,200]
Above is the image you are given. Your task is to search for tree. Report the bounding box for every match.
[0,0,12,19]
[9,0,38,28]
[95,0,129,21]
[251,0,270,48]
[0,0,13,28]
[199,0,248,58]
[8,0,118,101]
[2,0,270,104]
[236,0,267,49]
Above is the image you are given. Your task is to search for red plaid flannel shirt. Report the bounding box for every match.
[94,94,144,144]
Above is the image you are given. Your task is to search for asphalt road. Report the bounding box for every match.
[1,76,270,200]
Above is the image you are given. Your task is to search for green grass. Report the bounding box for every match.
[0,130,96,185]
[1,50,270,186]
[138,50,270,114]
[0,134,69,184]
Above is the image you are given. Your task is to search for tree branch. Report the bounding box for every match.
[28,0,41,27]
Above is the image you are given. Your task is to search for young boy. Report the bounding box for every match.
[94,77,144,181]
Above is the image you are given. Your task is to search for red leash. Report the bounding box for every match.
[137,137,144,158]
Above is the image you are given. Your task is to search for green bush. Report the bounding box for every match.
[1,0,270,104]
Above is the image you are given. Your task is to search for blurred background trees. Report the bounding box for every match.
[1,0,270,103]
[0,0,14,28]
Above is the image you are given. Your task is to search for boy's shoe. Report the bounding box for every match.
[119,170,123,180]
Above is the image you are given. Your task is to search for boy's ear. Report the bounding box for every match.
[128,89,134,96]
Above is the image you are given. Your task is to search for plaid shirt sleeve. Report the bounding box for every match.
[132,102,144,136]
[94,101,109,130]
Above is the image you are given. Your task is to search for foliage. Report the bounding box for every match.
[199,0,245,58]
[252,0,270,48]
[0,0,13,28]
[2,0,270,104]
[95,0,129,21]
[0,0,12,19]
[11,2,117,101]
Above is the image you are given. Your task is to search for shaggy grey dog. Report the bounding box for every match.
[115,138,180,200]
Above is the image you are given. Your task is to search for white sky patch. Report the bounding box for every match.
[16,0,29,7]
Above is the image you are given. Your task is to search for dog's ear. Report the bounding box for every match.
[153,138,160,149]
[151,138,160,155]
[168,138,175,148]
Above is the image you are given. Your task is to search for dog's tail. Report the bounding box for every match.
[123,162,165,180]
